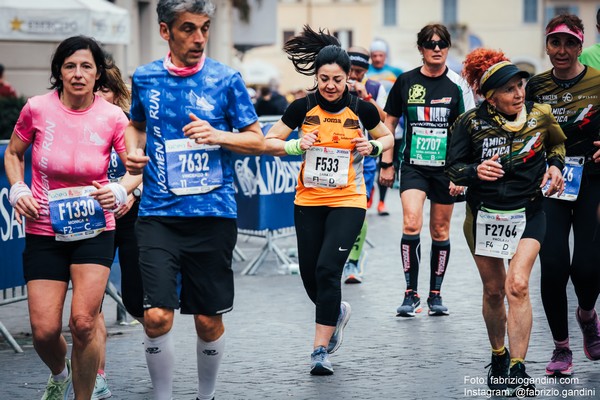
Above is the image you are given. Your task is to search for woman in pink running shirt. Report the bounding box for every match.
[3,36,142,400]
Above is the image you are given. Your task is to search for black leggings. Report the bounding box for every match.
[294,205,365,326]
[114,201,144,318]
[539,173,600,341]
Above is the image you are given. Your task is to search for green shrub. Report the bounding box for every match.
[0,96,27,141]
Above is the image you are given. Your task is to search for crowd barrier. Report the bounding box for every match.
[233,117,300,275]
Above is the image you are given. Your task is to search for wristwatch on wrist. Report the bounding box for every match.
[132,187,142,201]
[379,161,394,169]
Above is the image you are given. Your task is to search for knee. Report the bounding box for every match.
[194,315,224,341]
[403,217,421,234]
[482,285,505,307]
[430,223,449,241]
[69,313,97,344]
[144,308,174,338]
[31,322,62,346]
[506,275,530,300]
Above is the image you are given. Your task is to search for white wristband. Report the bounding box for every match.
[105,182,128,211]
[9,182,32,207]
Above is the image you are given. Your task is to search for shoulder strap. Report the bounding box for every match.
[349,94,360,115]
[306,92,317,111]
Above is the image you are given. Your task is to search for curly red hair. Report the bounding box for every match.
[462,48,510,96]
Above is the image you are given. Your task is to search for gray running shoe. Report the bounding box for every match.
[396,290,422,317]
[310,346,333,375]
[327,301,351,354]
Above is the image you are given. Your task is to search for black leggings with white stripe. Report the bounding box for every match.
[294,205,365,326]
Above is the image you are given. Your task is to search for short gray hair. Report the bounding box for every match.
[157,0,216,27]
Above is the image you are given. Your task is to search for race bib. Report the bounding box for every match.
[542,156,584,202]
[49,186,106,242]
[303,146,351,188]
[409,127,447,166]
[475,207,526,259]
[165,139,223,195]
[107,150,125,183]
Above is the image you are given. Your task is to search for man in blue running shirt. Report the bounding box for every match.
[125,1,264,399]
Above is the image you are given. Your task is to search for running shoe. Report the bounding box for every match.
[576,307,600,360]
[366,187,375,208]
[310,346,334,375]
[343,260,361,284]
[507,362,536,397]
[545,347,573,376]
[41,359,72,400]
[427,291,449,316]
[377,201,389,216]
[396,290,422,317]
[92,373,112,400]
[485,349,510,390]
[327,301,351,354]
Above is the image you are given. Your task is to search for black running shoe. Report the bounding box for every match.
[507,362,536,397]
[486,348,510,390]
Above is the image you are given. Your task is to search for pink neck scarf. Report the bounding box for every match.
[163,52,206,77]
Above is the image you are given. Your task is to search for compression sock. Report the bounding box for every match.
[401,234,421,291]
[196,332,226,400]
[430,239,451,292]
[144,330,175,400]
[348,220,367,263]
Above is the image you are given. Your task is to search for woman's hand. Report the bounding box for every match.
[352,135,372,156]
[477,154,504,181]
[541,165,564,196]
[300,131,318,151]
[449,181,465,196]
[114,194,135,219]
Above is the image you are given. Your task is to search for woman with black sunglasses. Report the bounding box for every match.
[379,23,475,318]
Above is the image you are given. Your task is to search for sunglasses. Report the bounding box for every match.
[422,40,449,50]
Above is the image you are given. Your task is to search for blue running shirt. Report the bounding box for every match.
[130,58,258,218]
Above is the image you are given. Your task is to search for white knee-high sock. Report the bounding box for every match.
[196,332,225,400]
[144,331,175,400]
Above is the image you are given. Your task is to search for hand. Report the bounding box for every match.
[449,181,465,196]
[477,154,504,181]
[13,195,40,224]
[379,165,395,187]
[351,134,371,156]
[541,165,564,196]
[352,81,368,98]
[300,130,318,151]
[183,113,222,145]
[114,194,135,219]
[90,181,118,210]
[593,141,600,163]
[126,148,149,175]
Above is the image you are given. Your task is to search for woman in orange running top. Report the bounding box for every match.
[264,25,393,376]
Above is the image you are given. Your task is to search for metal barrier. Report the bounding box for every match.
[233,117,300,275]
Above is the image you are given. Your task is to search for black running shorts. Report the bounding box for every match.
[23,231,115,282]
[399,163,456,205]
[135,216,237,315]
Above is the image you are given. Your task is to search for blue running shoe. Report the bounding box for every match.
[327,301,351,354]
[310,346,333,375]
[92,373,112,399]
[343,261,362,284]
[427,291,449,316]
[396,290,422,317]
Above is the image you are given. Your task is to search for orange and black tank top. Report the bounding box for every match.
[280,91,380,208]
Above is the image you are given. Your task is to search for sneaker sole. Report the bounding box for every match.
[344,275,362,284]
[310,363,334,375]
[328,302,352,354]
[396,307,422,317]
[545,367,573,376]
[92,390,113,400]
[428,309,450,316]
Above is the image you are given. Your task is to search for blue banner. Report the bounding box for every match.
[232,125,301,231]
[0,142,29,290]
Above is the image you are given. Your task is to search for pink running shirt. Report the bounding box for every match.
[14,91,128,236]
